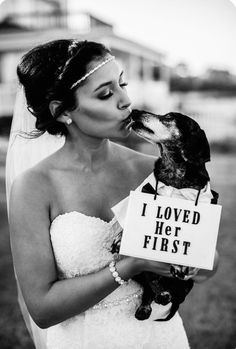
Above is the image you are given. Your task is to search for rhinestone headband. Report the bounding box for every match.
[70,55,115,90]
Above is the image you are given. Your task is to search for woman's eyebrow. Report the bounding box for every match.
[94,71,124,92]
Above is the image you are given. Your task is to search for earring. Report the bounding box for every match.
[66,118,72,125]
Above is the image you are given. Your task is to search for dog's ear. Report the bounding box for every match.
[182,128,211,164]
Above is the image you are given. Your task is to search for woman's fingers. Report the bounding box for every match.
[170,265,200,280]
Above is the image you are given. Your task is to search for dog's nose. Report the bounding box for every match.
[130,109,142,121]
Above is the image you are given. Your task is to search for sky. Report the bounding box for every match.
[68,0,236,75]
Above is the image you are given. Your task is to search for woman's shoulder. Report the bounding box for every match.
[10,159,53,205]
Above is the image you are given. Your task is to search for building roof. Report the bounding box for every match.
[0,11,165,62]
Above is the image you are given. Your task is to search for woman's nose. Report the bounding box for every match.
[118,89,131,110]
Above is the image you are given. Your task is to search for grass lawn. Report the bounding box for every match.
[0,147,235,349]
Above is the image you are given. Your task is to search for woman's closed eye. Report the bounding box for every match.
[98,82,128,100]
[98,90,113,100]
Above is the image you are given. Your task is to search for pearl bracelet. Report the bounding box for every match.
[109,259,128,286]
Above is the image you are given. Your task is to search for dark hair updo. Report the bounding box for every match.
[17,39,111,136]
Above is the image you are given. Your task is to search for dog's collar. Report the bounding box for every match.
[112,172,213,229]
[142,180,213,202]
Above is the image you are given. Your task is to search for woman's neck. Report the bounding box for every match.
[62,132,111,172]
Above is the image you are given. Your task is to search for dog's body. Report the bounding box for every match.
[126,110,218,321]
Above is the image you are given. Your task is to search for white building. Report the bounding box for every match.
[0,0,171,118]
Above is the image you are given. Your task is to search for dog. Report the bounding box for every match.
[118,110,218,321]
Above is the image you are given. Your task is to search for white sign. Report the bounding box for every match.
[120,191,222,270]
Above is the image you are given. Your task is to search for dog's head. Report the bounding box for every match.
[131,110,210,164]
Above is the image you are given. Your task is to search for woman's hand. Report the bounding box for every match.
[124,256,173,278]
[173,266,200,280]
[120,249,219,282]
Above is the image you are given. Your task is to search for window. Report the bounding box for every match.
[152,66,161,81]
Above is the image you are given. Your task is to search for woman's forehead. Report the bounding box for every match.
[84,59,123,91]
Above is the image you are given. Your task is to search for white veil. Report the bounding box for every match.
[5,86,65,348]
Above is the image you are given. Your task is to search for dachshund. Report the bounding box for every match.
[112,110,218,322]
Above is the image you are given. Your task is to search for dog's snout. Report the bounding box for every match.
[130,109,142,121]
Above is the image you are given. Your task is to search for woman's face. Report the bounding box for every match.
[69,56,132,139]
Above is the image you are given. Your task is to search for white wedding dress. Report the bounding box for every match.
[46,210,190,349]
[7,91,191,348]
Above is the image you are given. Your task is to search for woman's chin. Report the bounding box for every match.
[110,128,131,141]
[122,122,133,133]
[120,126,132,137]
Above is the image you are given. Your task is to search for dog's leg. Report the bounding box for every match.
[133,273,154,320]
[155,301,180,321]
[150,277,172,305]
[155,278,194,321]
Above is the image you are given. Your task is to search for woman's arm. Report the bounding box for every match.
[9,170,172,329]
[9,171,126,328]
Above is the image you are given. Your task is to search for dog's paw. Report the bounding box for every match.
[154,291,172,305]
[135,304,152,320]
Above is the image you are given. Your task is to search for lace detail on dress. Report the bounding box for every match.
[50,211,118,278]
[47,211,190,349]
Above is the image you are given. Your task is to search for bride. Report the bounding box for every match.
[6,39,218,349]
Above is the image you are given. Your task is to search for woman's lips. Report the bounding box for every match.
[122,115,134,129]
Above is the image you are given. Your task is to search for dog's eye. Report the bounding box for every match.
[160,114,174,123]
[165,114,174,120]
[162,119,173,125]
